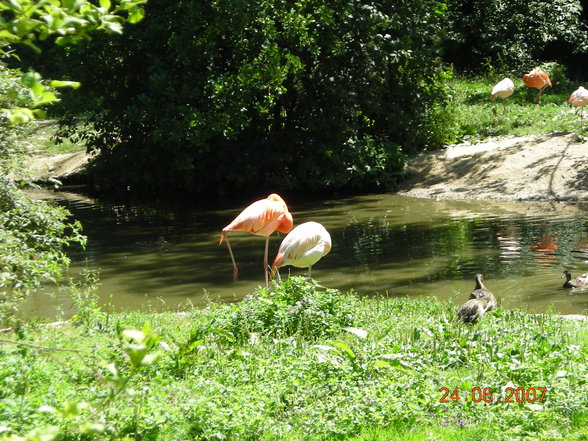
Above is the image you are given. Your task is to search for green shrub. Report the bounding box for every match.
[0,179,86,325]
[0,71,86,326]
[235,277,358,340]
[186,277,358,347]
[49,0,450,197]
[541,61,575,92]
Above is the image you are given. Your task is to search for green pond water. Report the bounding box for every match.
[25,189,588,318]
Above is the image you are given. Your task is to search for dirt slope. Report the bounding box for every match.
[25,151,90,183]
[398,133,588,201]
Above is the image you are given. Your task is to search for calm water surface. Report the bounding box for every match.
[25,189,588,318]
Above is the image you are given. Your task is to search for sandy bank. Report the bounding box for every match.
[398,133,588,202]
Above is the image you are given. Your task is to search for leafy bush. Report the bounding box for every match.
[0,67,86,326]
[51,0,450,198]
[0,67,84,328]
[0,179,86,325]
[233,276,358,340]
[189,277,358,346]
[0,0,145,326]
[540,61,575,92]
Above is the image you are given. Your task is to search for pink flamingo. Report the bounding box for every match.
[220,193,293,287]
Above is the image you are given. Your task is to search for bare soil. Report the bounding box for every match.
[398,133,588,201]
[26,151,90,183]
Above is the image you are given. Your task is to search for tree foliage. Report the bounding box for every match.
[443,0,588,74]
[0,66,87,325]
[0,0,146,50]
[0,180,86,324]
[1,0,146,124]
[56,0,450,198]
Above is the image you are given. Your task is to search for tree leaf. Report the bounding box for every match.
[128,7,144,24]
[99,0,111,11]
[33,91,59,107]
[6,0,23,12]
[332,341,355,359]
[50,80,81,89]
[0,30,20,42]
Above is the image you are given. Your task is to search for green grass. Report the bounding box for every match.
[445,75,586,144]
[1,277,588,440]
[350,415,588,441]
[17,120,86,156]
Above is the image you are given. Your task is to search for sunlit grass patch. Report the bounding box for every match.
[446,76,584,144]
[16,120,86,156]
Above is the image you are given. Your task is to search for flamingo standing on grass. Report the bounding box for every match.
[271,221,332,279]
[220,193,293,287]
[567,86,588,127]
[490,77,515,113]
[522,67,552,103]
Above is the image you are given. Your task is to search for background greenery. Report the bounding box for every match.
[442,0,588,74]
[7,0,588,200]
[39,0,450,197]
[7,0,588,199]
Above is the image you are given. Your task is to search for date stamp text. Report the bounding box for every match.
[439,386,547,404]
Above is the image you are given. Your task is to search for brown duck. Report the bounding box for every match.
[457,274,497,323]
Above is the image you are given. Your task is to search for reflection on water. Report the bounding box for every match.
[24,189,588,318]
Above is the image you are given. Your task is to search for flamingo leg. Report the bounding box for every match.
[307,265,312,279]
[224,237,239,282]
[264,236,269,289]
[536,85,547,104]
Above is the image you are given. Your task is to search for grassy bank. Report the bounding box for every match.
[1,277,588,440]
[445,71,585,144]
[17,120,86,157]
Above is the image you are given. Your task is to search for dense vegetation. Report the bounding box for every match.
[1,278,588,440]
[3,3,588,438]
[443,0,588,74]
[45,0,450,197]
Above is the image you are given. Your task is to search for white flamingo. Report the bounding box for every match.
[491,78,515,114]
[271,221,332,278]
[567,86,588,128]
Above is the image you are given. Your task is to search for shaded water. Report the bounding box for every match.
[25,189,588,318]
